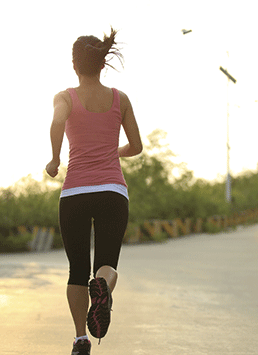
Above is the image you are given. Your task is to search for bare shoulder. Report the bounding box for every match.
[54,90,72,109]
[52,90,72,122]
[118,90,130,104]
[118,90,131,118]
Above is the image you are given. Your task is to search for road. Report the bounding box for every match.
[0,224,258,355]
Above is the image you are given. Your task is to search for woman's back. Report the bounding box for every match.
[46,27,142,183]
[62,85,128,194]
[74,84,115,113]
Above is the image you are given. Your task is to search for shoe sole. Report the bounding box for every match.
[87,277,112,340]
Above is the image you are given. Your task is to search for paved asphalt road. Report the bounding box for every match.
[0,224,258,355]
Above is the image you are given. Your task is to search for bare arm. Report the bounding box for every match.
[45,92,71,177]
[118,92,143,157]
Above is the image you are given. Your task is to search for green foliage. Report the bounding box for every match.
[52,232,64,249]
[231,172,258,211]
[202,221,224,234]
[152,232,168,243]
[121,129,232,222]
[0,165,67,231]
[121,129,186,222]
[1,130,258,252]
[0,232,33,253]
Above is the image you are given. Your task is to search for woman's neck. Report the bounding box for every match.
[78,73,101,88]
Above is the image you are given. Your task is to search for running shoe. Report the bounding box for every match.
[87,277,113,342]
[71,338,91,355]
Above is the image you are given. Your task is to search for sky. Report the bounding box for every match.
[1,0,258,188]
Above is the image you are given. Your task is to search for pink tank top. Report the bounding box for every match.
[62,87,127,192]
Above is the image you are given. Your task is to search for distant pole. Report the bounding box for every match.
[226,75,231,203]
[182,29,192,35]
[219,64,237,203]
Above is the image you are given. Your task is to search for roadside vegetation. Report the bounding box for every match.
[1,129,258,252]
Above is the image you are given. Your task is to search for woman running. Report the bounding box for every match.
[45,27,142,355]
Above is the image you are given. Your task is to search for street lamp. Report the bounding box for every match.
[182,31,237,203]
[182,29,192,35]
[219,66,237,204]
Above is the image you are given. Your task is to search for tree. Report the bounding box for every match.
[121,129,192,222]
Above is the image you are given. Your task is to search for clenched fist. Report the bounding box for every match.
[45,159,60,178]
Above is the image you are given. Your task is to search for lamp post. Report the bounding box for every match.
[219,66,237,203]
[182,31,237,203]
[182,29,192,35]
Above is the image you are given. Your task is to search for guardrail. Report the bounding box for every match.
[14,207,258,250]
[123,207,258,243]
[17,226,54,252]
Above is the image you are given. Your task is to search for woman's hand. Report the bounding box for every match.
[45,159,60,178]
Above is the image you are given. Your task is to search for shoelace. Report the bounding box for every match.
[74,339,90,346]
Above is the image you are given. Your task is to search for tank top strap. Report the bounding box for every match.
[66,87,120,115]
[66,88,80,107]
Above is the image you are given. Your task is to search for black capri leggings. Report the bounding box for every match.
[59,191,129,287]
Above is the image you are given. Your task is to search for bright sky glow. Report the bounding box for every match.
[1,0,258,188]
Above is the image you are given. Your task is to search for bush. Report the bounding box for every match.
[202,221,224,234]
[0,232,33,253]
[1,131,258,251]
[52,232,64,249]
[152,232,168,243]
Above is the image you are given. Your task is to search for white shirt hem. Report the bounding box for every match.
[60,184,129,200]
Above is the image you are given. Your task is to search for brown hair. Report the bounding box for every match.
[72,27,123,77]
